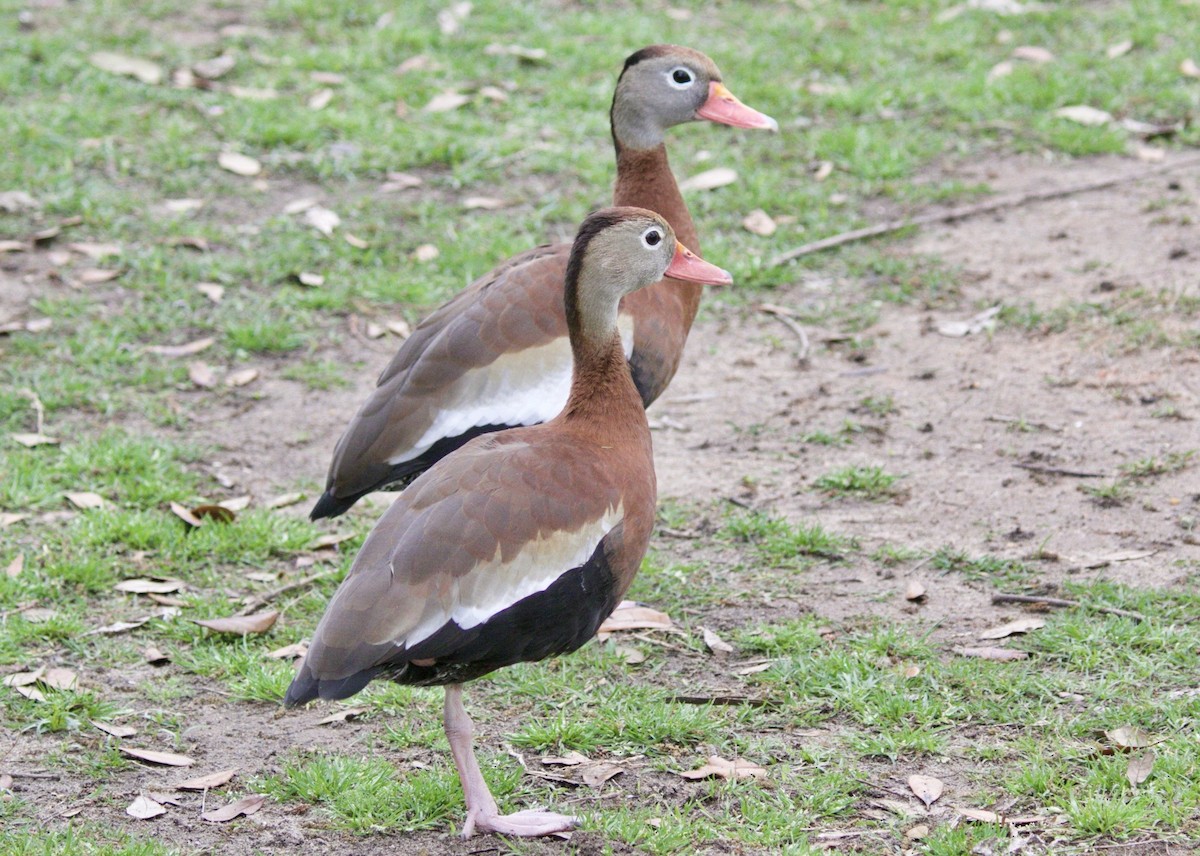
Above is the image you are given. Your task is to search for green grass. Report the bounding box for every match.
[814,464,902,500]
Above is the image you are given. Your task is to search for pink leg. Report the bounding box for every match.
[443,684,578,839]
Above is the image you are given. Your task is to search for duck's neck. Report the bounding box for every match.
[613,144,698,253]
[562,331,644,426]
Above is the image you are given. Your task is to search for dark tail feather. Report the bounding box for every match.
[284,664,381,707]
[309,489,358,521]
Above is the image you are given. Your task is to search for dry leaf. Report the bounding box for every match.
[955,646,1029,661]
[12,433,59,447]
[386,319,412,338]
[41,667,77,690]
[164,198,205,214]
[283,197,319,215]
[78,268,122,284]
[245,571,276,583]
[736,661,774,676]
[614,644,645,664]
[425,90,470,112]
[165,235,208,251]
[680,167,738,192]
[484,43,548,63]
[0,190,39,212]
[906,823,930,840]
[478,85,508,102]
[437,1,472,35]
[582,762,624,787]
[1106,40,1133,59]
[169,502,204,528]
[597,602,674,637]
[266,642,308,660]
[310,532,355,549]
[365,323,385,339]
[701,626,734,656]
[304,206,340,235]
[93,720,138,738]
[308,88,333,110]
[143,645,170,665]
[987,60,1014,82]
[21,607,57,624]
[813,160,834,181]
[1135,144,1166,162]
[227,85,278,101]
[219,496,251,511]
[188,362,217,388]
[1182,59,1200,79]
[293,271,324,287]
[87,617,150,635]
[90,52,163,84]
[196,282,224,303]
[66,492,106,510]
[127,794,167,820]
[343,232,369,249]
[978,617,1045,639]
[225,368,258,387]
[69,241,121,260]
[381,172,423,192]
[542,751,588,766]
[908,774,944,807]
[904,664,921,679]
[267,492,304,509]
[177,769,237,791]
[120,747,195,767]
[742,209,777,236]
[413,243,440,262]
[1012,45,1054,63]
[1,513,29,528]
[937,305,1001,337]
[24,317,53,333]
[316,707,367,725]
[1105,726,1157,750]
[311,71,345,85]
[115,578,183,594]
[193,54,236,79]
[904,580,927,602]
[679,755,766,781]
[956,806,1001,823]
[1054,105,1113,126]
[396,54,434,74]
[0,239,26,253]
[6,555,24,578]
[218,152,262,176]
[463,196,506,211]
[1126,750,1154,786]
[193,505,235,523]
[201,793,266,823]
[146,337,215,357]
[194,611,278,635]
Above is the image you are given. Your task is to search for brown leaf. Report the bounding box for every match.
[463,196,506,211]
[224,368,259,387]
[3,668,44,687]
[42,668,77,690]
[31,224,60,243]
[295,271,325,287]
[906,824,930,840]
[65,491,106,509]
[120,747,195,767]
[143,645,171,665]
[192,504,235,524]
[193,54,236,80]
[126,794,167,819]
[680,167,737,192]
[483,43,548,63]
[68,241,121,260]
[218,152,262,176]
[24,317,53,333]
[283,197,319,215]
[11,433,59,447]
[1012,45,1054,63]
[311,71,346,85]
[0,239,27,253]
[343,232,369,249]
[381,172,423,192]
[1054,105,1113,126]
[308,88,334,110]
[0,774,11,791]
[177,769,237,791]
[115,578,183,594]
[742,209,777,236]
[679,755,766,781]
[812,160,834,181]
[542,751,589,766]
[396,54,435,74]
[1105,726,1157,750]
[437,1,471,35]
[904,580,927,602]
[169,502,204,528]
[365,322,385,339]
[188,361,217,388]
[413,243,440,262]
[978,618,1045,640]
[6,555,24,578]
[90,52,163,84]
[614,644,645,665]
[219,496,251,512]
[597,602,675,637]
[87,617,150,635]
[1126,750,1155,786]
[201,793,266,823]
[196,282,224,303]
[904,664,921,679]
[165,236,208,251]
[21,607,57,624]
[0,190,39,212]
[701,626,734,656]
[92,720,138,738]
[987,60,1014,82]
[304,206,340,235]
[266,642,308,660]
[425,90,470,112]
[0,513,29,528]
[386,319,412,338]
[310,532,355,549]
[1182,58,1200,79]
[908,774,944,807]
[227,85,278,101]
[478,85,508,102]
[164,198,205,214]
[266,492,304,509]
[1106,40,1133,59]
[735,661,774,676]
[78,268,122,284]
[954,646,1029,661]
[146,337,215,357]
[316,707,367,725]
[582,762,625,787]
[956,806,1001,823]
[194,611,278,635]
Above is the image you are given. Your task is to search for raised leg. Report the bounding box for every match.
[442,684,578,838]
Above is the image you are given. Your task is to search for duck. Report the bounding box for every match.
[309,45,775,520]
[286,207,733,838]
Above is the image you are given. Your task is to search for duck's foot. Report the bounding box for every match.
[463,808,579,839]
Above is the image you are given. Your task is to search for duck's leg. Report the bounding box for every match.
[443,684,579,838]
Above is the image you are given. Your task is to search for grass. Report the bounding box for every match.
[3,0,1200,852]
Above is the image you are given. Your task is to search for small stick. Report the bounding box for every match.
[1014,462,1109,479]
[238,568,339,615]
[770,154,1200,266]
[992,593,1146,622]
[7,771,60,779]
[757,303,811,363]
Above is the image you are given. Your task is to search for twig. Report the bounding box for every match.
[770,154,1200,266]
[757,303,811,363]
[669,694,775,708]
[658,526,699,540]
[992,593,1146,622]
[238,569,339,616]
[629,632,690,653]
[1014,462,1109,479]
[7,771,60,779]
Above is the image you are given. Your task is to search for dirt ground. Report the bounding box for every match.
[4,152,1199,854]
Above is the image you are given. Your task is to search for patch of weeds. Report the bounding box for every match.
[870,544,923,566]
[722,510,857,565]
[3,687,118,734]
[0,823,180,855]
[855,395,898,417]
[1081,480,1131,508]
[1120,450,1195,480]
[281,358,352,391]
[929,547,1033,584]
[814,465,901,500]
[224,318,306,355]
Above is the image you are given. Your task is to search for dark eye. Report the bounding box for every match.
[642,228,662,247]
[673,69,691,84]
[667,66,695,89]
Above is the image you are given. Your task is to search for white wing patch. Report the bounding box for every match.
[403,503,624,647]
[392,314,636,466]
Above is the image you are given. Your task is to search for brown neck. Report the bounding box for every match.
[613,144,698,253]
[562,332,645,427]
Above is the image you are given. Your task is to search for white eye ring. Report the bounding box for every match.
[641,227,663,249]
[667,66,695,90]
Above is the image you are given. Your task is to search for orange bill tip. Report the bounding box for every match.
[696,81,779,132]
[665,241,733,286]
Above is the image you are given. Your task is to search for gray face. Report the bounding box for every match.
[611,51,721,149]
[585,215,677,300]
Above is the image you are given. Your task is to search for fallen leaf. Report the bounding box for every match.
[937,305,1001,337]
[169,502,204,528]
[90,52,163,84]
[227,85,278,101]
[4,669,45,688]
[11,684,46,702]
[484,43,548,63]
[115,578,183,595]
[308,88,333,110]
[365,322,385,339]
[437,1,472,35]
[906,824,930,840]
[0,774,10,791]
[0,239,26,253]
[742,209,777,236]
[31,225,61,243]
[908,774,944,807]
[11,433,59,447]
[956,806,1002,823]
[78,268,122,284]
[165,235,208,251]
[218,152,262,176]
[126,794,167,820]
[188,362,217,388]
[304,206,340,235]
[597,602,675,637]
[283,197,319,215]
[343,232,369,249]
[310,532,355,549]
[201,793,266,823]
[0,513,29,528]
[1182,58,1200,79]
[68,241,121,260]
[1105,726,1157,750]
[978,617,1045,640]
[193,54,236,79]
[145,337,215,357]
[1106,40,1133,59]
[680,167,738,192]
[87,617,150,635]
[6,555,24,578]
[413,243,440,262]
[1012,45,1054,63]
[311,71,345,85]
[218,496,251,512]
[192,505,235,524]
[21,607,58,624]
[144,645,171,665]
[266,642,308,660]
[40,667,76,690]
[904,580,927,602]
[194,611,279,635]
[24,317,53,333]
[955,646,1029,661]
[736,661,774,676]
[245,571,277,583]
[542,751,588,766]
[1126,750,1155,786]
[987,60,1014,81]
[478,85,508,102]
[225,368,259,387]
[92,720,138,738]
[425,90,470,112]
[582,762,624,787]
[463,196,506,210]
[1054,105,1113,126]
[196,282,225,303]
[0,190,39,212]
[812,160,834,181]
[904,664,921,678]
[679,755,766,781]
[267,492,304,509]
[614,644,645,664]
[386,319,412,338]
[396,54,435,74]
[1135,144,1166,162]
[146,792,181,806]
[164,198,205,214]
[381,172,423,192]
[120,747,195,767]
[65,491,106,509]
[316,707,367,725]
[701,626,734,656]
[177,769,237,791]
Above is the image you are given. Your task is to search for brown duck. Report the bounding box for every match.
[310,45,774,519]
[287,208,733,837]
